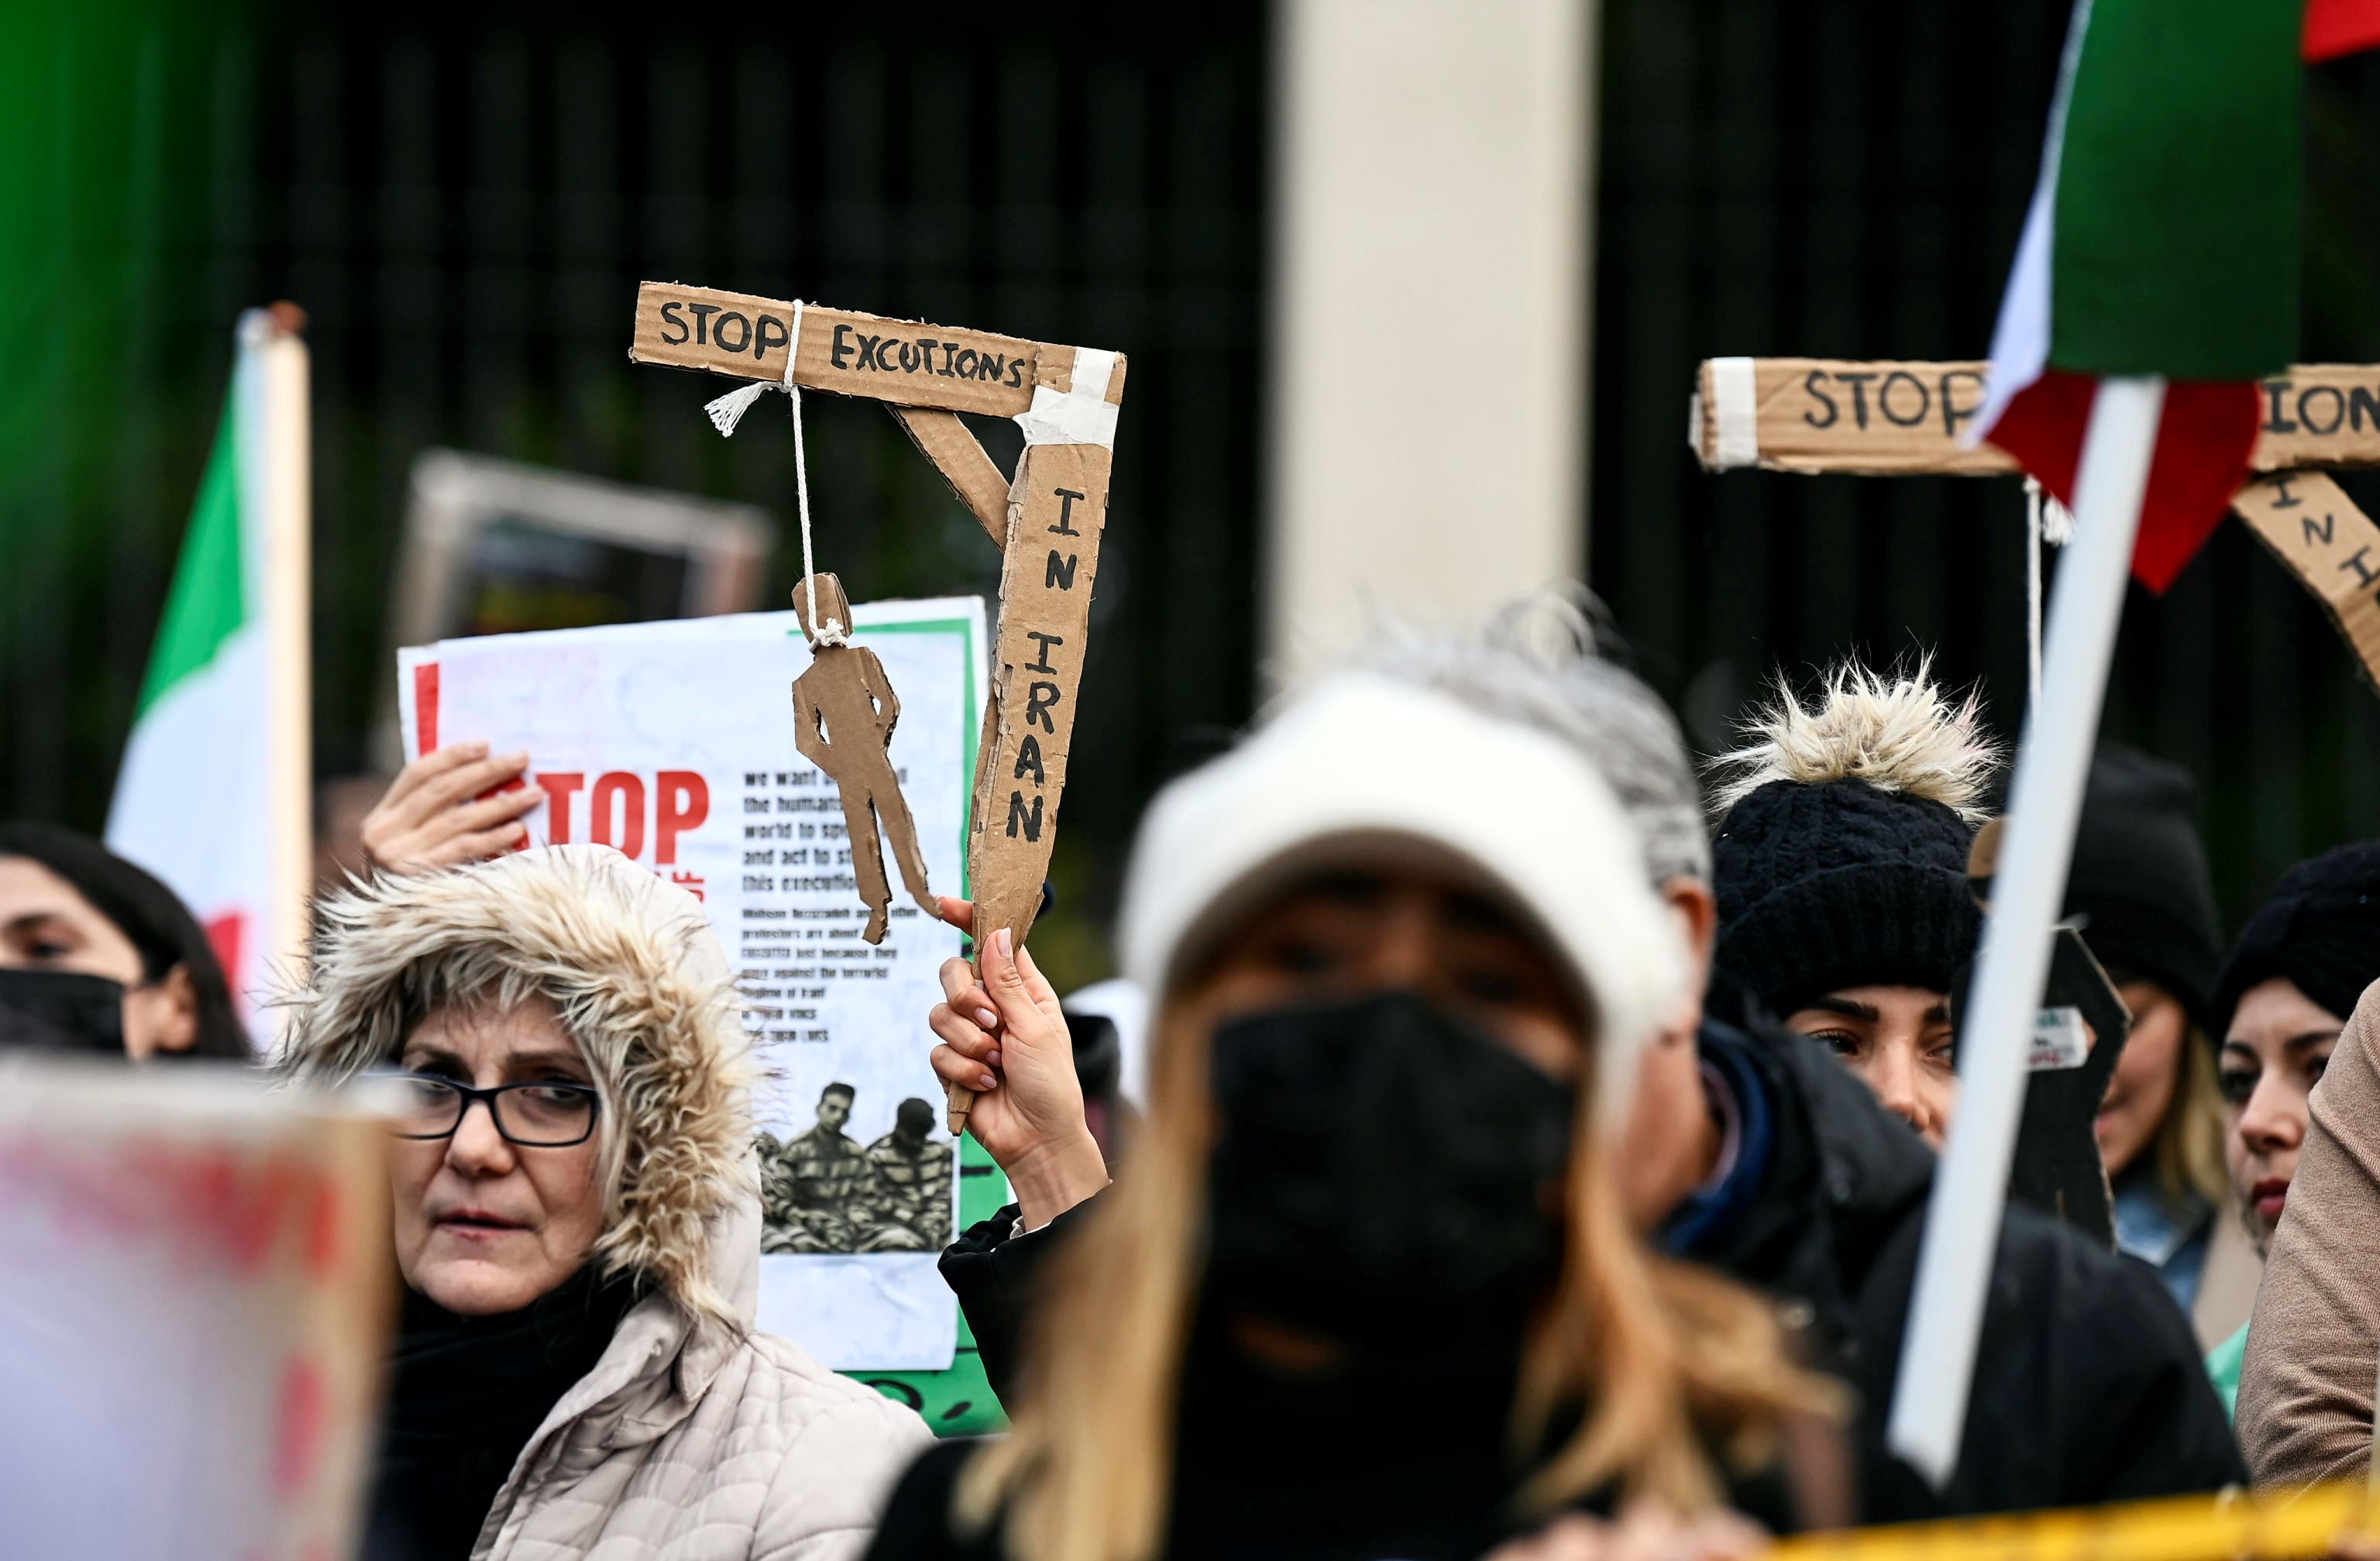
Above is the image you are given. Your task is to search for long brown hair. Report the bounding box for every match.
[958,994,1842,1561]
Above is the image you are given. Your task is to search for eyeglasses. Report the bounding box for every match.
[382,1073,601,1148]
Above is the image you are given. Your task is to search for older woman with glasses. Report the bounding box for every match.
[279,844,928,1561]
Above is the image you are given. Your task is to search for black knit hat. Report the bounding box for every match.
[1707,662,1999,1017]
[2211,841,2380,1037]
[2062,744,2224,1033]
[1714,778,1982,1015]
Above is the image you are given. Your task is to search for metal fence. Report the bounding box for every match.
[1593,0,2380,928]
[13,1,2378,951]
[0,8,1269,987]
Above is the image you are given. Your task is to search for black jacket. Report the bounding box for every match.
[866,1437,1504,1561]
[1686,1010,2244,1518]
[920,1202,1799,1561]
[937,1202,1059,1408]
[866,1401,1625,1561]
[868,1315,1799,1561]
[934,1014,2242,1527]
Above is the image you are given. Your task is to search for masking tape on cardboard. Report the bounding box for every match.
[1711,356,1759,469]
[1016,347,1119,449]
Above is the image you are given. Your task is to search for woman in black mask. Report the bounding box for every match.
[0,822,249,1059]
[868,671,1838,1561]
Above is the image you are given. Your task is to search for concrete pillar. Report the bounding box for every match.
[1263,0,1597,687]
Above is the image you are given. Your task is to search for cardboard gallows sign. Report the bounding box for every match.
[630,285,1126,1129]
[1687,358,2380,692]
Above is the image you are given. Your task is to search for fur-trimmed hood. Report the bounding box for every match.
[277,845,756,1333]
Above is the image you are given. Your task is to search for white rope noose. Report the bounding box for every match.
[2021,476,2076,713]
[703,298,848,646]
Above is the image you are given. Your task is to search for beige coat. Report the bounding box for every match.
[280,848,934,1558]
[471,1190,931,1560]
[2236,979,2380,1487]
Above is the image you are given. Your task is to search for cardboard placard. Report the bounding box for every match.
[0,1061,391,1561]
[1947,927,2129,1248]
[971,440,1109,949]
[1962,818,2132,1248]
[1692,358,2012,476]
[398,600,986,1370]
[2010,930,2131,1248]
[628,284,1129,1134]
[1690,358,2380,476]
[630,283,1042,418]
[2231,470,2380,691]
[2255,370,2380,470]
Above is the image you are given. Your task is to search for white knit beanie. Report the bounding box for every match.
[1115,672,1688,1128]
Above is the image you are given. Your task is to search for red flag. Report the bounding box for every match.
[2306,0,2380,61]
[1985,373,2262,594]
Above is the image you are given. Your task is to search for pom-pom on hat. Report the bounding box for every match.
[1706,660,2003,1016]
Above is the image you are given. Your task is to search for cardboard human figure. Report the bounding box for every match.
[789,572,934,944]
[1956,818,2134,1246]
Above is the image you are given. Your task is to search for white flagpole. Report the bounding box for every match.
[242,305,312,1012]
[1885,373,2164,1485]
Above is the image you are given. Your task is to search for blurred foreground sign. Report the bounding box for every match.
[0,1060,391,1561]
[397,600,987,1371]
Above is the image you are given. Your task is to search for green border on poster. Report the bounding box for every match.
[812,611,1009,1437]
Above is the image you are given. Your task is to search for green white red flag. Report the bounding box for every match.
[106,311,311,1030]
[1974,0,2304,593]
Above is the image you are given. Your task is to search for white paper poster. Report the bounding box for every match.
[398,597,985,1370]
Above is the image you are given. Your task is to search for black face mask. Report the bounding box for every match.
[1202,991,1574,1346]
[0,969,126,1055]
[0,971,126,1056]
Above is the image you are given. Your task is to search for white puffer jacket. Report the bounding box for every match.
[466,1191,928,1560]
[281,847,932,1559]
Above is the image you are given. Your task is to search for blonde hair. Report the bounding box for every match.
[2152,1018,2230,1208]
[957,995,1844,1561]
[1707,658,2002,824]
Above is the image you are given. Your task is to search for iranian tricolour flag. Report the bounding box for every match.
[106,309,311,1032]
[1976,0,2380,592]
